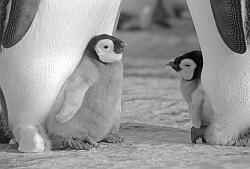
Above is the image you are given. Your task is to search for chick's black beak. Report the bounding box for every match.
[166,61,180,71]
[166,61,175,67]
[114,42,127,54]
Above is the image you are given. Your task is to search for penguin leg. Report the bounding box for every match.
[190,86,204,129]
[56,79,89,123]
[0,88,12,144]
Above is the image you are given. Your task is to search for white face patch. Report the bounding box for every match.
[179,59,196,80]
[95,39,123,63]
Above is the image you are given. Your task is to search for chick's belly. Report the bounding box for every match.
[46,100,118,140]
[77,100,119,141]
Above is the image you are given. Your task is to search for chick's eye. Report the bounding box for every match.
[185,65,191,67]
[103,45,109,49]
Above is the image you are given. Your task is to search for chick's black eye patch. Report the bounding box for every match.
[104,45,109,49]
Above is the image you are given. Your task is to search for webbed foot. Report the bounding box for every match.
[101,132,124,143]
[50,133,98,150]
[191,126,206,144]
[66,137,95,150]
[15,125,46,153]
[233,130,250,147]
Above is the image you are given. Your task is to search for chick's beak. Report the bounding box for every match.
[166,61,181,71]
[115,42,127,54]
[166,61,175,67]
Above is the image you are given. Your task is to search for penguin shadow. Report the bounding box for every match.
[120,122,191,145]
[0,144,19,153]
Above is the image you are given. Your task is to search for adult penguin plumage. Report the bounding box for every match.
[0,0,122,152]
[187,0,250,146]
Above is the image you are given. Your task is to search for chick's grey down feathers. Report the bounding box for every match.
[168,50,206,144]
[170,50,203,81]
[46,34,125,150]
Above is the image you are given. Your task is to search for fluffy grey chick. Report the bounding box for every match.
[167,50,212,144]
[46,34,126,150]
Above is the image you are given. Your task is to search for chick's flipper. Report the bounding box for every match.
[56,81,90,123]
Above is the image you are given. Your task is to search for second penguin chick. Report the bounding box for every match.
[167,50,210,143]
[46,34,126,150]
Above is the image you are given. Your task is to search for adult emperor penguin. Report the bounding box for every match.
[186,0,250,146]
[0,0,122,152]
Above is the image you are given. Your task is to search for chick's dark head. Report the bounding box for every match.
[86,34,126,63]
[167,50,203,80]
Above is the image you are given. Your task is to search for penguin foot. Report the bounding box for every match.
[204,124,236,146]
[233,130,250,147]
[80,133,99,148]
[191,126,206,144]
[65,133,99,150]
[15,125,46,153]
[50,133,99,150]
[49,134,69,150]
[101,132,124,143]
[66,137,95,150]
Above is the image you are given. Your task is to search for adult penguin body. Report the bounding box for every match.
[0,0,121,152]
[187,0,250,146]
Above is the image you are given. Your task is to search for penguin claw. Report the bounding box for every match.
[101,132,124,143]
[66,138,93,150]
[233,131,250,147]
[50,133,99,150]
[191,126,206,144]
[66,135,99,150]
[81,133,99,148]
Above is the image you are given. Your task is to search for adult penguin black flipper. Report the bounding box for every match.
[0,0,8,47]
[2,0,40,48]
[210,0,246,54]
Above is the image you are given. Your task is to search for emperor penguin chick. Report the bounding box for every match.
[46,34,126,150]
[167,50,212,144]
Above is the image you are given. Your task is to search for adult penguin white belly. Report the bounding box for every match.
[0,0,121,152]
[186,0,250,146]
